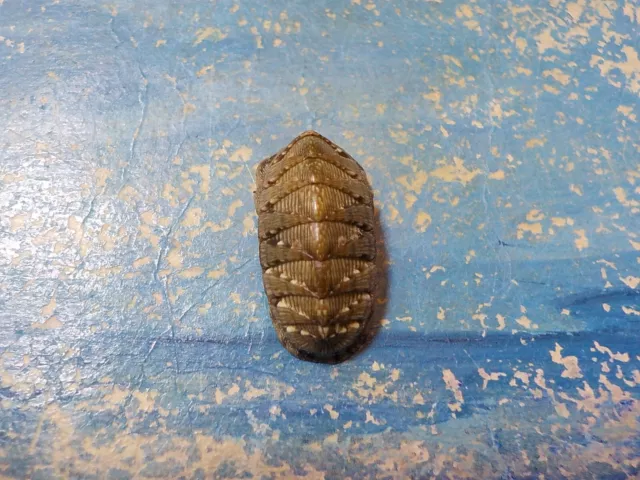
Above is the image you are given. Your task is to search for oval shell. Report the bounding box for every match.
[254,130,377,363]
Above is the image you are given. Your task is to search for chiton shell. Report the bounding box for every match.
[254,130,377,363]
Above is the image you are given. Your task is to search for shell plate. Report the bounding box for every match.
[254,131,377,363]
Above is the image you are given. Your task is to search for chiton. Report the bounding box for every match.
[254,130,377,363]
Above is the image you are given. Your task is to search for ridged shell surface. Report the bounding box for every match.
[254,130,377,363]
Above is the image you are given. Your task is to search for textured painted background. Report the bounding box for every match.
[1,0,639,478]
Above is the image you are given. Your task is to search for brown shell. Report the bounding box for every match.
[254,130,377,363]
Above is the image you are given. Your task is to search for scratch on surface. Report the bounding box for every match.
[108,17,122,46]
[153,196,195,284]
[142,325,172,363]
[28,407,47,453]
[120,66,149,187]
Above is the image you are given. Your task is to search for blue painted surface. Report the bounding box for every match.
[0,0,639,478]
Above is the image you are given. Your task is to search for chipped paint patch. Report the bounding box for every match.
[413,211,432,233]
[442,369,464,414]
[478,368,506,390]
[430,158,481,185]
[193,26,228,45]
[550,343,583,379]
[573,229,589,250]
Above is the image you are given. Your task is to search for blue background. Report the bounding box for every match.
[0,0,639,478]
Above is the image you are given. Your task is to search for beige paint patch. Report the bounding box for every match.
[590,45,640,94]
[490,100,503,120]
[389,127,409,144]
[488,170,505,180]
[98,224,120,252]
[32,316,63,329]
[526,209,545,222]
[140,211,156,225]
[599,374,632,407]
[67,215,83,244]
[351,372,399,402]
[550,343,583,378]
[166,248,183,268]
[196,65,214,77]
[535,28,569,54]
[183,102,197,116]
[364,410,385,426]
[1,173,25,183]
[613,187,639,210]
[229,146,253,162]
[118,185,141,203]
[182,208,204,227]
[543,68,571,85]
[41,297,56,318]
[570,184,583,196]
[422,89,442,108]
[465,250,476,264]
[162,184,181,207]
[594,341,630,362]
[139,224,160,249]
[573,229,589,250]
[208,264,227,279]
[555,402,571,418]
[478,368,506,390]
[429,157,481,185]
[525,137,547,149]
[617,105,637,122]
[179,267,204,279]
[513,371,531,385]
[623,2,640,23]
[243,382,267,401]
[204,219,232,233]
[566,0,586,20]
[242,214,255,236]
[214,384,240,404]
[323,404,339,420]
[387,205,402,224]
[397,170,428,194]
[619,275,640,289]
[189,165,211,195]
[193,27,227,45]
[404,193,417,210]
[517,222,542,239]
[227,199,243,217]
[414,211,432,233]
[94,168,112,189]
[442,369,464,414]
[455,4,473,18]
[516,315,536,329]
[9,212,29,232]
